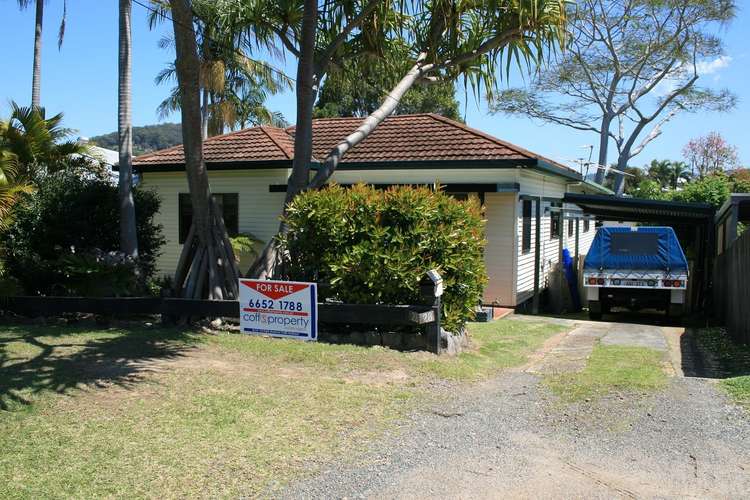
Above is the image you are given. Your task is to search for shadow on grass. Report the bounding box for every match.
[0,323,195,411]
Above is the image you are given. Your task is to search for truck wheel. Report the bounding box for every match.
[588,301,602,321]
[667,303,683,318]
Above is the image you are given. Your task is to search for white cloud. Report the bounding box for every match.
[695,55,732,76]
[653,55,732,96]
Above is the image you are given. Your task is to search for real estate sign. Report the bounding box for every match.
[238,279,318,341]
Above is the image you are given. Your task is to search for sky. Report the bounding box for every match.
[0,0,748,171]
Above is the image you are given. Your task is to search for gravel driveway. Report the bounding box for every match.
[279,317,750,499]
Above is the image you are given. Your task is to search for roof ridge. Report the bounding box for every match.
[426,113,578,174]
[259,126,293,160]
[425,114,536,160]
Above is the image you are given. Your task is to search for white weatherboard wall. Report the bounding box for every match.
[483,192,517,305]
[141,169,289,276]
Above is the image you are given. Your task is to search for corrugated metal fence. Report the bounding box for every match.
[714,229,750,344]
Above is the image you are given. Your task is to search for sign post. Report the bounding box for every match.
[238,279,318,341]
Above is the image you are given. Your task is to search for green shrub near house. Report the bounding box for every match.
[280,184,487,332]
[1,170,165,296]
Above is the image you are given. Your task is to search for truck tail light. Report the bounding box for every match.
[673,280,683,287]
[587,277,597,285]
[663,279,672,287]
[597,278,605,285]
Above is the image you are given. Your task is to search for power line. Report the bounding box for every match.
[131,0,296,83]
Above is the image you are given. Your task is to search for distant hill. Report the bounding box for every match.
[90,123,182,156]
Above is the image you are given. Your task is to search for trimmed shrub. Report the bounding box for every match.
[2,170,165,296]
[280,184,487,331]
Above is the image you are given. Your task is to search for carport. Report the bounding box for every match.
[563,193,715,312]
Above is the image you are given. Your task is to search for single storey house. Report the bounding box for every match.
[133,113,610,307]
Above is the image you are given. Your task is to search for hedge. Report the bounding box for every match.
[280,184,487,331]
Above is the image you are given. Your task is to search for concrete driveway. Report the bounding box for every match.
[280,316,750,499]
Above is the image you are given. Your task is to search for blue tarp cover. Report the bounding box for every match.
[583,226,688,272]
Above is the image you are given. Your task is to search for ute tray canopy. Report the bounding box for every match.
[584,226,688,273]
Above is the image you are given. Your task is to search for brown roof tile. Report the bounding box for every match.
[134,113,574,174]
[134,126,293,165]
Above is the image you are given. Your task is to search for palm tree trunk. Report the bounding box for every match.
[119,0,138,259]
[31,0,43,107]
[170,0,238,300]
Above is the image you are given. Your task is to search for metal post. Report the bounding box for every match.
[420,270,444,355]
[532,199,541,314]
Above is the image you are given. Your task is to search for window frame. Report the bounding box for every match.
[549,202,562,240]
[521,199,532,254]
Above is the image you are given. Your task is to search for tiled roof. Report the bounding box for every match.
[134,126,294,165]
[134,114,573,173]
[286,114,530,163]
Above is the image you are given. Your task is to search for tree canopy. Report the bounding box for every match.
[491,0,737,194]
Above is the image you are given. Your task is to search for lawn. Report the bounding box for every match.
[0,317,565,498]
[545,343,668,402]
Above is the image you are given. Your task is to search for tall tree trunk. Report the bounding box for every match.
[593,114,611,185]
[249,0,318,280]
[31,0,43,107]
[613,154,628,196]
[118,0,138,258]
[201,87,209,140]
[309,55,430,188]
[170,0,238,300]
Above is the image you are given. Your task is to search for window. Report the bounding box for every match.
[610,232,659,255]
[583,218,590,233]
[568,219,574,238]
[179,193,239,244]
[550,202,562,239]
[521,199,532,254]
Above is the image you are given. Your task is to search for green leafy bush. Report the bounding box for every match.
[669,173,732,207]
[2,170,165,296]
[280,184,487,331]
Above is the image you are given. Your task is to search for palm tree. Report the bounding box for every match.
[168,0,240,300]
[647,159,673,190]
[17,0,67,107]
[1,102,88,180]
[0,141,33,232]
[119,0,138,258]
[150,2,290,137]
[668,161,691,190]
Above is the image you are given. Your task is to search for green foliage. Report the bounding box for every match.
[55,250,142,297]
[0,102,89,180]
[280,184,487,331]
[314,52,462,120]
[629,179,666,200]
[670,173,732,207]
[90,123,183,156]
[1,170,165,296]
[230,232,262,264]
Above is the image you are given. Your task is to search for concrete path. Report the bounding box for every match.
[526,319,668,375]
[279,317,750,499]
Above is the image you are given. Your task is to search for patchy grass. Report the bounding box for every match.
[546,343,668,402]
[693,327,750,410]
[0,317,564,498]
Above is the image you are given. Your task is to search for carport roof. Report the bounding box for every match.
[563,193,715,223]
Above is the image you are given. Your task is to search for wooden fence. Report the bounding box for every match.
[713,228,750,344]
[0,296,442,352]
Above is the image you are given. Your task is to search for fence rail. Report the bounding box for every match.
[0,295,441,351]
[713,229,750,344]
